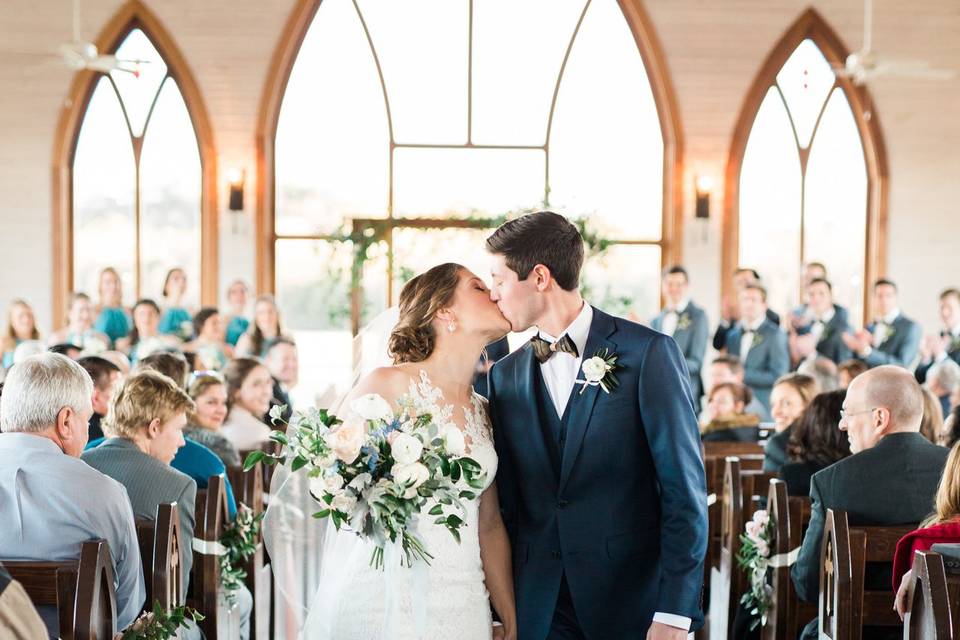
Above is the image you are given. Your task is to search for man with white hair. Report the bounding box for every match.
[791,365,947,639]
[0,353,145,633]
[926,359,960,420]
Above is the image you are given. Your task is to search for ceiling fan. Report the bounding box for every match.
[834,0,956,85]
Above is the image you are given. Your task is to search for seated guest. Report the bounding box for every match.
[236,295,286,359]
[47,293,111,354]
[920,387,945,445]
[119,299,179,362]
[780,390,850,497]
[725,283,790,417]
[791,366,948,640]
[700,382,760,442]
[763,373,819,472]
[264,336,298,424]
[842,279,922,369]
[944,406,960,448]
[158,268,194,341]
[713,267,781,352]
[0,563,47,639]
[136,351,189,387]
[797,356,839,393]
[185,372,241,466]
[925,359,960,422]
[837,358,869,389]
[1,299,40,369]
[651,265,709,401]
[221,358,274,450]
[0,353,144,632]
[77,355,121,441]
[788,279,852,366]
[474,336,510,399]
[704,355,766,419]
[93,267,131,348]
[224,280,251,347]
[47,342,81,360]
[916,288,960,384]
[185,308,232,371]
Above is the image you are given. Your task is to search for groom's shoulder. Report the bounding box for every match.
[594,307,660,342]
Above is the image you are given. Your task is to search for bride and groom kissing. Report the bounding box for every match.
[303,211,708,639]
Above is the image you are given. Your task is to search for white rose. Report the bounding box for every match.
[755,539,770,558]
[391,433,424,466]
[324,473,345,492]
[581,357,608,382]
[308,476,328,501]
[393,462,430,499]
[331,493,357,514]
[351,393,394,423]
[443,426,466,456]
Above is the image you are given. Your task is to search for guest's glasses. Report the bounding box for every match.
[839,407,877,421]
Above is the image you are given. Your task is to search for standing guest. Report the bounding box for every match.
[158,268,194,342]
[705,355,767,419]
[120,299,178,362]
[920,387,946,445]
[0,353,145,632]
[926,359,960,422]
[185,308,232,371]
[780,389,850,497]
[185,372,240,467]
[713,268,781,351]
[77,355,121,441]
[0,563,47,639]
[48,293,111,354]
[837,359,869,389]
[263,337,298,424]
[224,280,251,347]
[1,300,39,369]
[724,283,790,417]
[651,265,709,401]
[221,358,274,450]
[842,279,922,369]
[235,295,285,358]
[93,267,131,347]
[916,288,960,384]
[700,383,760,442]
[762,373,819,472]
[788,262,829,329]
[788,279,852,366]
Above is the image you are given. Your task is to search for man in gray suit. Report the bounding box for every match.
[651,265,709,401]
[0,353,145,633]
[843,279,923,369]
[725,283,790,416]
[788,278,852,366]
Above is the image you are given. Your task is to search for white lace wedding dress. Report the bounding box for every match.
[311,371,498,640]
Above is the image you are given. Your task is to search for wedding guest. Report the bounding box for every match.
[837,359,869,389]
[788,279,851,366]
[780,389,850,497]
[1,300,39,369]
[651,265,709,400]
[0,563,47,639]
[135,351,189,388]
[48,293,111,354]
[185,371,240,467]
[797,356,839,393]
[788,262,828,330]
[944,406,960,448]
[916,288,960,384]
[724,283,790,417]
[700,382,760,442]
[185,308,232,371]
[762,373,819,472]
[120,299,178,362]
[77,355,121,441]
[926,359,960,422]
[224,280,251,347]
[221,358,273,450]
[920,387,945,445]
[842,279,922,369]
[47,342,81,359]
[235,295,285,358]
[158,268,193,341]
[0,353,145,632]
[264,337,298,424]
[713,268,781,351]
[705,355,766,419]
[93,267,131,347]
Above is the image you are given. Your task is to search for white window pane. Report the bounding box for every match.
[357,0,468,144]
[73,77,136,297]
[471,0,586,145]
[276,0,389,235]
[804,88,868,326]
[139,78,202,306]
[549,0,663,241]
[111,29,168,137]
[775,39,835,149]
[739,86,803,317]
[581,244,661,323]
[392,228,494,291]
[393,147,544,218]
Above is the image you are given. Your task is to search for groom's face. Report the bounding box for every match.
[489,254,540,332]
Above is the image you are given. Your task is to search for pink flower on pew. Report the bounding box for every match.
[753,510,769,527]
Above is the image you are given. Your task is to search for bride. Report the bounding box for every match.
[270,262,517,639]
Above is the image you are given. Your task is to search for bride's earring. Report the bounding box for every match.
[447,322,456,333]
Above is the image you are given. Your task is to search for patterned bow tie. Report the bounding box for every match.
[531,334,579,364]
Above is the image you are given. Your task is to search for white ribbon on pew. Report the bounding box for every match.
[707,493,717,506]
[767,546,800,568]
[192,538,227,556]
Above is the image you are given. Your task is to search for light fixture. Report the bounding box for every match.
[227,168,245,211]
[694,174,714,219]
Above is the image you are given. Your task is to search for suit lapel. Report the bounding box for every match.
[514,345,559,493]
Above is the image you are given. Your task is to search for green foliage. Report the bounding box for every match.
[120,601,204,640]
[218,504,265,606]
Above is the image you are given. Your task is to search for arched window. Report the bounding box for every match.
[723,9,888,326]
[53,1,217,320]
[258,0,682,401]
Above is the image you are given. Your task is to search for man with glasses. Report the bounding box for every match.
[790,365,948,640]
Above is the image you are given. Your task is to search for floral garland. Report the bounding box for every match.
[218,504,265,606]
[120,601,203,640]
[736,508,774,629]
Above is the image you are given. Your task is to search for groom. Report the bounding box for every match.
[486,212,707,639]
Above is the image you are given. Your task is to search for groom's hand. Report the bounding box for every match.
[646,621,688,640]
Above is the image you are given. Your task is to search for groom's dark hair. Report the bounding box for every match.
[486,211,583,291]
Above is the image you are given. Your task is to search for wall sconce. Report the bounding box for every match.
[227,168,246,211]
[694,174,714,219]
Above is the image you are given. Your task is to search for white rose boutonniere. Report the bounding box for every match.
[576,348,621,394]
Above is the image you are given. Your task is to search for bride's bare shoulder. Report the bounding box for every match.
[348,365,417,404]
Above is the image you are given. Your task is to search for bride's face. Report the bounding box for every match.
[444,270,511,341]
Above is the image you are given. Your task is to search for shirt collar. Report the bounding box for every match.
[948,324,960,339]
[0,432,63,454]
[667,298,690,314]
[815,307,835,324]
[743,316,765,333]
[879,309,901,325]
[537,303,593,359]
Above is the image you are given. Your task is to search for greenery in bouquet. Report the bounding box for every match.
[119,601,203,640]
[736,508,775,629]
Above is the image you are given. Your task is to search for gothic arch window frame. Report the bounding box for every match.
[51,0,218,324]
[254,0,685,298]
[721,7,889,320]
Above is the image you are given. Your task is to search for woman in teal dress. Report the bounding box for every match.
[185,307,233,371]
[235,294,286,358]
[1,299,40,368]
[118,298,180,362]
[93,267,130,347]
[224,279,250,347]
[48,292,112,354]
[158,268,194,341]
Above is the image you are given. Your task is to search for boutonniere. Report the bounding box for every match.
[576,348,621,394]
[883,325,897,344]
[751,332,764,348]
[950,335,960,354]
[677,313,692,331]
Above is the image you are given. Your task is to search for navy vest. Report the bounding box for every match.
[533,362,575,478]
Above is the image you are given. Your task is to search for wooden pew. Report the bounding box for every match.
[4,539,117,640]
[762,479,814,640]
[227,461,272,640]
[819,508,915,639]
[903,550,954,639]
[134,502,182,613]
[192,474,241,640]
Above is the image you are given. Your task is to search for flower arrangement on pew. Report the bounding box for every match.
[219,504,265,606]
[736,508,775,629]
[119,601,204,640]
[244,394,486,569]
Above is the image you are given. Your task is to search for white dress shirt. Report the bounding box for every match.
[936,324,960,363]
[872,308,901,347]
[809,307,835,341]
[739,317,765,363]
[660,299,690,338]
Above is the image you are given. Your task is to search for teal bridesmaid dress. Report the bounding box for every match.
[225,315,250,346]
[159,307,193,341]
[94,307,131,347]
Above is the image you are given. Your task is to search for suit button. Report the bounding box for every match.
[557,500,569,509]
[551,550,561,560]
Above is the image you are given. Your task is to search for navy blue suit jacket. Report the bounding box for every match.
[488,308,707,639]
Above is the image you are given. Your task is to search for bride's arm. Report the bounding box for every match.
[479,481,517,639]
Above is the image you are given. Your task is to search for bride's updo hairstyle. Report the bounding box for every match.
[389,263,462,364]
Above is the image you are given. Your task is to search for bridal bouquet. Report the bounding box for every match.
[245,394,486,568]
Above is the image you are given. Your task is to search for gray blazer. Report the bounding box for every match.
[651,301,709,399]
[82,438,196,597]
[796,306,853,364]
[863,314,923,368]
[726,318,790,411]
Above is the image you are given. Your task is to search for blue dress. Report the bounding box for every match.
[159,307,193,341]
[225,316,250,346]
[94,307,131,346]
[2,339,22,368]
